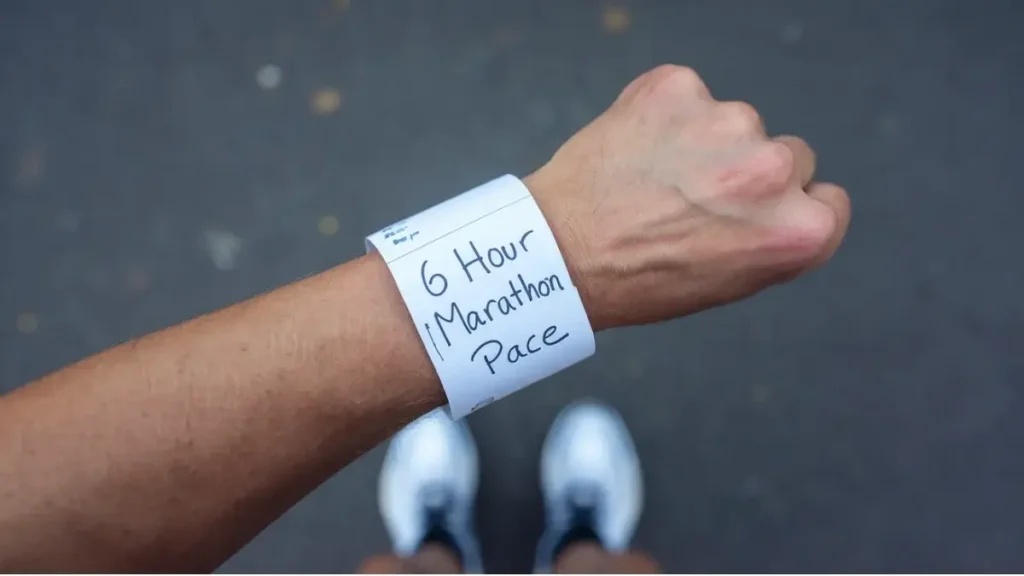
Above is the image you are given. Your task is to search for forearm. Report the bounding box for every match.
[0,253,443,572]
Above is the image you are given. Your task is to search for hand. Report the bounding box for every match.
[526,65,851,330]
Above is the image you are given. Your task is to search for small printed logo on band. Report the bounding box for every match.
[382,222,421,246]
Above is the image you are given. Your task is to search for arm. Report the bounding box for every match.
[0,254,448,571]
[0,65,850,571]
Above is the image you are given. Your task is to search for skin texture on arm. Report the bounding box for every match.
[0,254,446,571]
[0,65,850,571]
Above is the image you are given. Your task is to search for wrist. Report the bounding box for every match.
[522,171,608,331]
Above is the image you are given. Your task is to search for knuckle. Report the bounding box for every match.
[646,64,707,99]
[796,205,838,258]
[720,143,793,201]
[717,101,763,134]
[778,201,838,264]
[810,200,839,241]
[759,141,795,185]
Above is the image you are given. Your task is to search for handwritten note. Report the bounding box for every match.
[367,175,595,418]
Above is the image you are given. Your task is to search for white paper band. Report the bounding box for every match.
[366,175,595,418]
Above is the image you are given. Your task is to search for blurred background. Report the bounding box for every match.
[1,0,1022,572]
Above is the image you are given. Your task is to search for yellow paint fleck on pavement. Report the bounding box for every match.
[601,5,630,35]
[318,215,340,236]
[16,313,38,334]
[311,88,343,116]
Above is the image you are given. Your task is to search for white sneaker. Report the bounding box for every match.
[534,400,644,572]
[378,408,483,573]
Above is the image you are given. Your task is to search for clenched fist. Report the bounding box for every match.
[527,65,851,330]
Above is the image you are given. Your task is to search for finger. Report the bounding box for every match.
[775,135,816,188]
[806,181,851,266]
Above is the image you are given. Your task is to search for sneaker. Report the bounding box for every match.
[378,408,484,573]
[534,400,644,572]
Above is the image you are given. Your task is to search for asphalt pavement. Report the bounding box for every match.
[2,0,1023,572]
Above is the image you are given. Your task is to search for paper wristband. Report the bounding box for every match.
[366,175,595,419]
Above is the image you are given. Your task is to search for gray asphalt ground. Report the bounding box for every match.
[2,0,1023,572]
